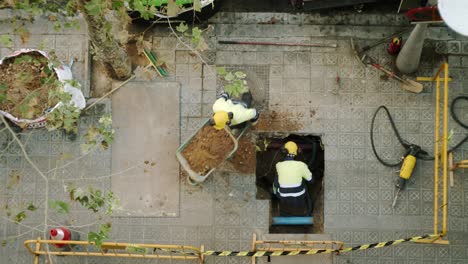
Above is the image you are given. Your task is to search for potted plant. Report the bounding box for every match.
[0,49,85,133]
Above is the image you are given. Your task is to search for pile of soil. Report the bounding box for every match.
[224,133,256,174]
[0,52,57,119]
[254,110,303,131]
[182,125,235,175]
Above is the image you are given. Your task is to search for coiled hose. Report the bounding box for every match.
[370,96,468,167]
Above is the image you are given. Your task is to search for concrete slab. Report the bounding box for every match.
[111,81,180,217]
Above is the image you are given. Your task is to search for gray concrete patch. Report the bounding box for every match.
[111,81,180,217]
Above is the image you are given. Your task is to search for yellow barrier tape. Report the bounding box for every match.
[202,234,440,257]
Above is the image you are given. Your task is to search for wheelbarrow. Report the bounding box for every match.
[176,119,250,185]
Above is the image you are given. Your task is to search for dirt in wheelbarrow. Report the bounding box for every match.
[0,51,58,119]
[182,125,235,175]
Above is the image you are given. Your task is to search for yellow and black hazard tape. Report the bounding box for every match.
[202,234,439,257]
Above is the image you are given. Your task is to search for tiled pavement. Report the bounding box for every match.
[1,10,468,264]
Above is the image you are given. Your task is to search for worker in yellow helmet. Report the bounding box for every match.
[209,92,259,130]
[273,141,313,216]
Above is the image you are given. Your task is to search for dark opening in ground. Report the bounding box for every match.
[255,133,324,234]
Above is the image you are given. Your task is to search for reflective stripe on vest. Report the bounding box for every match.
[278,188,306,197]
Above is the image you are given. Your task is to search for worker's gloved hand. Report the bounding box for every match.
[250,111,260,126]
[218,92,229,101]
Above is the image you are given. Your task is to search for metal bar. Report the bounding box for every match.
[33,238,40,264]
[257,247,337,251]
[24,251,200,259]
[411,21,444,25]
[24,240,200,251]
[24,239,201,260]
[442,63,449,235]
[258,240,342,245]
[433,63,446,81]
[449,152,454,187]
[416,77,452,82]
[218,40,337,48]
[415,234,449,244]
[434,71,441,235]
[251,234,256,264]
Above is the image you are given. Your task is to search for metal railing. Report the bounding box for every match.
[24,238,203,264]
[416,63,450,245]
[250,233,343,264]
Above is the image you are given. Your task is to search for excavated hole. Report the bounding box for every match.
[255,133,324,234]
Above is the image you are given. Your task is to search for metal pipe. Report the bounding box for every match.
[218,40,337,48]
[271,216,314,225]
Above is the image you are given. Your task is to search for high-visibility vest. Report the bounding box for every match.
[212,98,257,125]
[275,160,313,197]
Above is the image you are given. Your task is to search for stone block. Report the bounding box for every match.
[176,64,190,77]
[181,103,201,117]
[448,41,462,54]
[189,64,203,77]
[283,78,310,93]
[461,56,468,67]
[241,51,256,64]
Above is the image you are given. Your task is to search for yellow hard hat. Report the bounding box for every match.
[211,111,229,130]
[284,141,298,156]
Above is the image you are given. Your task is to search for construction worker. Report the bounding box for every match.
[273,141,313,216]
[209,91,259,130]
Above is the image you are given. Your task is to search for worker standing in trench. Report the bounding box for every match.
[273,141,314,216]
[209,91,259,130]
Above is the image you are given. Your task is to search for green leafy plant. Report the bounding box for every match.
[13,211,26,223]
[88,223,111,246]
[50,200,70,214]
[26,202,38,211]
[67,185,119,215]
[45,84,81,133]
[0,35,13,48]
[0,84,7,104]
[176,22,209,51]
[216,67,249,97]
[126,245,147,254]
[81,114,115,154]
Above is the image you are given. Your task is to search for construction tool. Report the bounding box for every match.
[218,40,337,48]
[370,106,433,208]
[351,38,423,93]
[367,56,423,93]
[392,145,427,208]
[143,48,169,77]
[350,28,411,61]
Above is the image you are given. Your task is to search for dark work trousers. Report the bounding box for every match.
[273,178,313,216]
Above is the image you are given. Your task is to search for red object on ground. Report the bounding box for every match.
[406,6,442,22]
[387,37,402,55]
[49,227,71,248]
